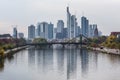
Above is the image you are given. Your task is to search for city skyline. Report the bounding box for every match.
[0,0,120,37]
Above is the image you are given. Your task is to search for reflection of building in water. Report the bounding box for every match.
[0,59,4,72]
[67,49,77,80]
[28,49,35,68]
[80,49,89,77]
[36,49,53,72]
[56,49,64,74]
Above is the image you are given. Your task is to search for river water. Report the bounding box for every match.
[0,47,120,80]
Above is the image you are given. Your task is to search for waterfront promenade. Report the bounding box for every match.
[91,47,120,55]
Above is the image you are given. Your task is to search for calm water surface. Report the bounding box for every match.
[0,48,120,80]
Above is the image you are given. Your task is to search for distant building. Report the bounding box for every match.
[88,25,94,38]
[76,26,81,37]
[88,24,99,38]
[63,28,68,38]
[94,27,99,37]
[13,27,18,39]
[98,31,102,36]
[56,33,63,39]
[67,6,78,39]
[81,16,89,37]
[48,23,54,40]
[54,28,57,39]
[110,32,120,36]
[18,33,24,38]
[0,34,12,39]
[39,22,49,39]
[28,25,35,40]
[36,23,41,38]
[57,20,64,33]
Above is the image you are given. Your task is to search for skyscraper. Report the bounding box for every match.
[67,6,78,39]
[88,25,94,38]
[81,16,89,37]
[48,22,54,40]
[56,20,64,39]
[28,25,35,40]
[67,6,71,39]
[36,22,41,38]
[13,27,17,39]
[57,20,64,33]
[39,22,49,39]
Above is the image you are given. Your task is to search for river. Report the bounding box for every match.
[0,47,120,80]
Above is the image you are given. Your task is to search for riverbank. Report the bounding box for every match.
[1,46,28,58]
[88,47,120,55]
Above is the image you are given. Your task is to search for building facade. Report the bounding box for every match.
[18,33,24,38]
[67,7,78,39]
[28,25,35,40]
[13,27,18,39]
[81,16,89,37]
[48,23,54,40]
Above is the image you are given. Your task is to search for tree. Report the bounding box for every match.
[33,38,47,43]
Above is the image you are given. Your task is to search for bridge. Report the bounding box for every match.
[27,34,90,48]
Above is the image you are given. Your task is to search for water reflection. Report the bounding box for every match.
[0,59,4,72]
[80,49,89,77]
[2,48,120,80]
[67,49,77,80]
[28,48,35,68]
[56,49,64,74]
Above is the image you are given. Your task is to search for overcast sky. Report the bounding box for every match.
[0,0,120,37]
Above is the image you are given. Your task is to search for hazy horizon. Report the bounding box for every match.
[0,0,120,37]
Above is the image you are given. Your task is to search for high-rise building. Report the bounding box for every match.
[39,22,49,39]
[67,6,71,39]
[57,20,64,33]
[88,25,94,38]
[13,27,18,39]
[76,26,81,37]
[18,33,24,38]
[81,16,89,37]
[54,28,57,39]
[63,28,68,38]
[28,25,35,40]
[56,20,64,39]
[94,27,99,37]
[48,22,54,40]
[36,22,41,38]
[88,24,99,38]
[67,6,78,39]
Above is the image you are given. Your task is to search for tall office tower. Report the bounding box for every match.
[54,28,57,39]
[81,16,89,37]
[71,15,77,38]
[13,27,18,38]
[92,24,98,37]
[36,22,41,38]
[40,22,49,39]
[28,25,35,40]
[67,6,71,39]
[48,22,54,40]
[94,27,99,37]
[67,6,78,39]
[57,20,64,33]
[13,27,18,39]
[56,20,64,39]
[63,28,68,38]
[76,26,81,37]
[88,25,94,38]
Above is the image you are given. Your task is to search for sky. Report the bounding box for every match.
[0,0,120,37]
